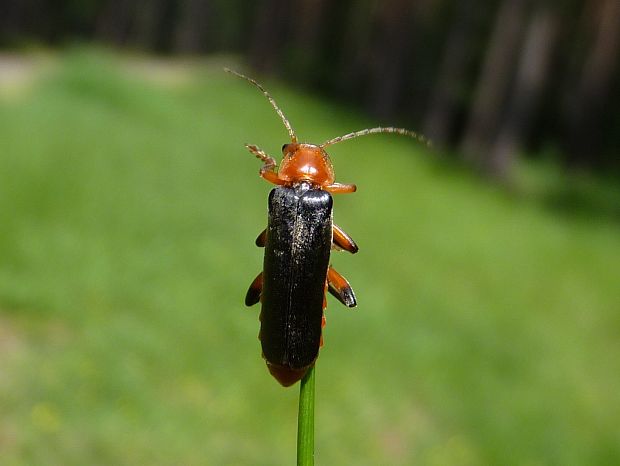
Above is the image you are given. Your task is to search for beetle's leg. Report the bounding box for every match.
[320,288,327,348]
[245,272,263,306]
[255,228,267,247]
[245,144,286,185]
[327,266,357,307]
[324,182,357,194]
[333,224,358,253]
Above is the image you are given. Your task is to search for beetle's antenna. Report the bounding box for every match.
[225,68,298,143]
[320,127,430,148]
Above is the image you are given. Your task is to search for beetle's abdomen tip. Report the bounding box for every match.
[267,362,309,387]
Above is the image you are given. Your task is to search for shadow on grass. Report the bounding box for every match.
[427,150,620,226]
[541,175,620,224]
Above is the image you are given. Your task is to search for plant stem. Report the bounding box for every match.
[297,364,315,466]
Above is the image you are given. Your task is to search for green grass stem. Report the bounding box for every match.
[297,365,316,466]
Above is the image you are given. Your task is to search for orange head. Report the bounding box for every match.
[226,68,430,188]
[278,143,335,186]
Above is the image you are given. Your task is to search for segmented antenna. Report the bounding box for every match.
[321,127,430,148]
[225,68,297,143]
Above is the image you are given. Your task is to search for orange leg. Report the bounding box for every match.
[324,182,357,194]
[320,313,326,348]
[245,144,286,185]
[327,266,357,307]
[333,224,358,253]
[320,282,328,347]
[255,229,267,247]
[245,272,263,306]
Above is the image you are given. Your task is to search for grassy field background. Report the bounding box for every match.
[1,49,619,465]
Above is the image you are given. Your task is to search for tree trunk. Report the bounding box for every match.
[95,0,135,46]
[488,6,560,179]
[288,0,327,85]
[365,0,416,119]
[174,0,212,53]
[423,0,479,146]
[333,1,377,100]
[131,0,171,51]
[247,0,292,75]
[563,0,620,168]
[460,0,529,167]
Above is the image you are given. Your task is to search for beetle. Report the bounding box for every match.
[228,69,428,386]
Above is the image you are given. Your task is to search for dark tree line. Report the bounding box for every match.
[1,0,619,178]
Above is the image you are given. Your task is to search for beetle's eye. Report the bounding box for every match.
[282,144,288,153]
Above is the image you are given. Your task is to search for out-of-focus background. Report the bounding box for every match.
[1,1,619,465]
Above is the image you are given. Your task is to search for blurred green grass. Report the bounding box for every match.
[1,50,619,465]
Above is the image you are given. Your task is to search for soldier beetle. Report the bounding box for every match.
[228,69,428,386]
